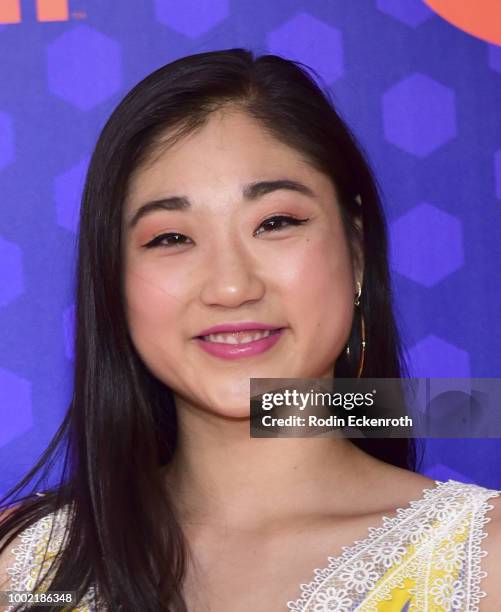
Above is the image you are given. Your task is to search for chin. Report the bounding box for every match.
[214,407,252,421]
[194,385,251,416]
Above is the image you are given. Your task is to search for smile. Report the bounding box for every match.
[200,329,280,344]
[194,328,285,359]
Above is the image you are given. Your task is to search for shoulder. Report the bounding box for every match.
[0,504,23,587]
[392,478,500,611]
[473,489,501,610]
[417,479,501,611]
[0,504,25,611]
[0,502,71,605]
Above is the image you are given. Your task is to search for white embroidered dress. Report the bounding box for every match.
[2,479,499,611]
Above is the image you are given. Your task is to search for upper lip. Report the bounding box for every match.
[196,322,284,337]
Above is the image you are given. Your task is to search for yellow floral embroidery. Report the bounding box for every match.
[287,480,499,612]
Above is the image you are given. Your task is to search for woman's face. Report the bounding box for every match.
[122,109,361,418]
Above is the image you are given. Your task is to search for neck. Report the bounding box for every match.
[162,398,384,532]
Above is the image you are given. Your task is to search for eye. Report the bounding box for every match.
[143,215,310,249]
[143,233,191,249]
[254,215,310,236]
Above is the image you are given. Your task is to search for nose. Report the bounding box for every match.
[199,238,266,308]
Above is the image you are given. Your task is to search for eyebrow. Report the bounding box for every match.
[127,179,316,229]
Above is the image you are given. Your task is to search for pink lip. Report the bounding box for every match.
[196,322,281,336]
[194,328,285,360]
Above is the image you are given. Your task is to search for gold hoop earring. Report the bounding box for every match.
[356,312,366,378]
[345,281,366,378]
[354,281,362,307]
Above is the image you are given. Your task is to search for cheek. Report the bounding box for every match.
[123,265,193,389]
[122,262,185,367]
[124,254,190,310]
[275,236,354,344]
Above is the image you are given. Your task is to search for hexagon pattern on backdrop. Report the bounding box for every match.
[408,334,471,378]
[55,157,89,233]
[0,2,500,495]
[495,149,501,200]
[389,202,463,287]
[154,0,229,38]
[0,236,24,307]
[488,43,501,74]
[47,25,122,110]
[376,0,434,27]
[0,368,32,447]
[382,73,456,158]
[266,12,344,84]
[0,112,15,170]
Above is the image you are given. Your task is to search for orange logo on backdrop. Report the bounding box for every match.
[0,0,69,23]
[424,0,501,45]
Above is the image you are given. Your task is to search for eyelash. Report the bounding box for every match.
[143,215,310,249]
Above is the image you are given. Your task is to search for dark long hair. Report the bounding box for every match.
[0,48,420,611]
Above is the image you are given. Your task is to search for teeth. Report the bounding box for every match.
[202,330,274,344]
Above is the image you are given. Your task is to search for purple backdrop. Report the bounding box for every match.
[1,0,501,494]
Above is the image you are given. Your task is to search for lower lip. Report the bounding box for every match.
[193,329,286,360]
